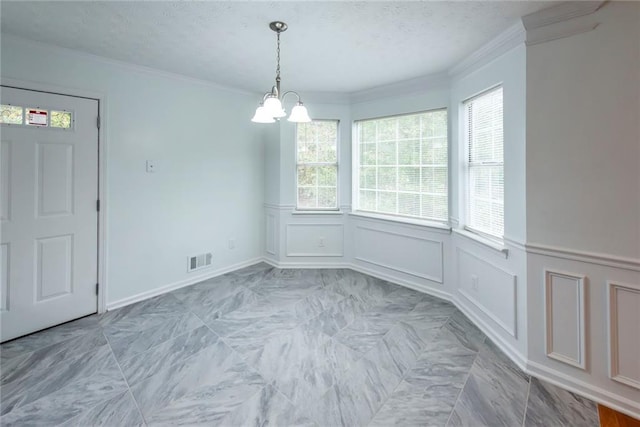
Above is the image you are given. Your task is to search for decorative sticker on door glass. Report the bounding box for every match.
[50,111,72,129]
[26,108,48,126]
[0,105,23,125]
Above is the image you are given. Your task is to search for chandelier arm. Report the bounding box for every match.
[280,91,302,103]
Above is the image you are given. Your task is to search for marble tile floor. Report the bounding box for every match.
[0,263,601,426]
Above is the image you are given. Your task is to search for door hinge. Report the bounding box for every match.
[96,283,99,295]
[96,199,100,212]
[96,116,101,129]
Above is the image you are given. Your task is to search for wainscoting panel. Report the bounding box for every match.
[266,213,276,256]
[353,225,443,283]
[544,270,587,370]
[608,281,640,390]
[457,247,517,337]
[285,224,344,257]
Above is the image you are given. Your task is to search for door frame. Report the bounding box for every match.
[1,77,108,314]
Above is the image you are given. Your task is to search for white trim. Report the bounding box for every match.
[607,281,640,390]
[349,212,451,234]
[455,247,518,338]
[526,242,640,272]
[106,257,263,311]
[453,228,508,258]
[453,294,527,370]
[349,263,453,302]
[265,213,276,256]
[503,236,526,251]
[354,225,444,284]
[521,1,605,31]
[544,270,587,370]
[262,258,351,270]
[526,22,599,46]
[2,77,109,315]
[449,22,526,79]
[291,210,344,216]
[527,360,640,420]
[263,203,294,211]
[349,72,450,104]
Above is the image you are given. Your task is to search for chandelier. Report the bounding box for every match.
[251,21,311,123]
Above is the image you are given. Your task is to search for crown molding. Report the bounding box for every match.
[448,22,526,79]
[297,91,351,105]
[526,21,600,46]
[348,72,450,104]
[522,1,605,46]
[521,1,605,31]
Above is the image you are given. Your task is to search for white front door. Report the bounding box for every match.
[1,86,99,342]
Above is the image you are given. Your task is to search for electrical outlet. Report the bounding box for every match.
[471,275,479,291]
[228,238,236,249]
[318,237,325,247]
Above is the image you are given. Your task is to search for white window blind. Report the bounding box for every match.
[354,109,448,222]
[296,120,339,210]
[465,86,504,238]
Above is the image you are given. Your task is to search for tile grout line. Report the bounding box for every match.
[106,313,203,367]
[103,331,148,426]
[190,284,321,425]
[362,313,454,426]
[444,335,485,426]
[522,375,532,427]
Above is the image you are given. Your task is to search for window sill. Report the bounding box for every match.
[453,228,509,258]
[291,209,344,216]
[349,211,451,232]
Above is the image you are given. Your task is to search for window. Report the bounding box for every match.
[464,86,504,239]
[50,111,72,129]
[0,105,23,125]
[0,104,73,129]
[354,109,448,222]
[296,120,339,210]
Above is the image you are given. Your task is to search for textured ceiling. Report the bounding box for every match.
[1,1,554,94]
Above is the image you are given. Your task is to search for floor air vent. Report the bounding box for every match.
[187,252,212,273]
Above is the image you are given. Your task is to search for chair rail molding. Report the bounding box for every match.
[526,242,640,272]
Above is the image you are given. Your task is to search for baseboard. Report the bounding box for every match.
[349,262,453,302]
[527,360,640,420]
[452,294,528,371]
[105,257,264,311]
[262,258,352,269]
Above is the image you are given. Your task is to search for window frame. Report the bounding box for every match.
[352,108,449,225]
[295,119,340,212]
[462,85,504,241]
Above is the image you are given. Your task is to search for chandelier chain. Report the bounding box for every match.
[276,31,281,81]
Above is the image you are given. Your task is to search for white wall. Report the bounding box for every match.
[1,36,265,306]
[448,44,528,360]
[526,2,640,259]
[525,2,640,416]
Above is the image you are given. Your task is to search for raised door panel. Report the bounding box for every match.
[36,143,73,217]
